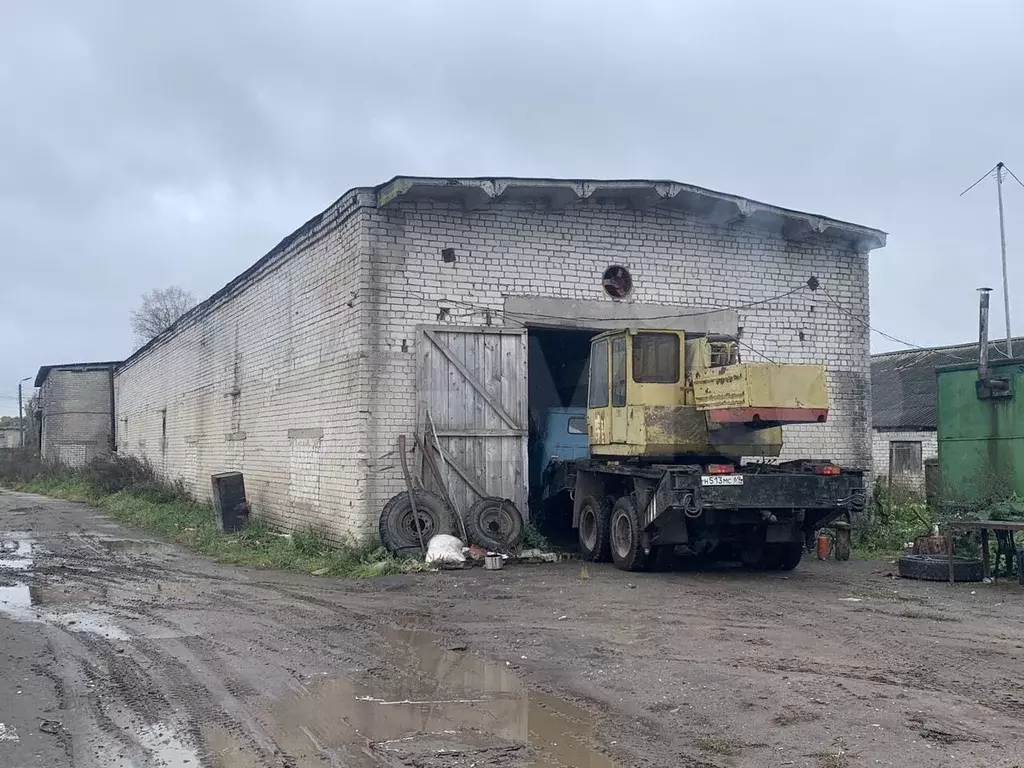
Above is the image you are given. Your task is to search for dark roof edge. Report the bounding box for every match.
[873,425,937,432]
[116,188,378,375]
[35,361,121,388]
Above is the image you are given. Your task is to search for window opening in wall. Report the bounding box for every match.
[632,333,680,383]
[160,409,167,453]
[889,441,922,479]
[601,265,632,298]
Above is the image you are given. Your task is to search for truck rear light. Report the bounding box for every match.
[706,464,734,474]
[817,464,841,476]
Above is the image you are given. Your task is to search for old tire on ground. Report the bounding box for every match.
[379,490,454,555]
[577,495,612,562]
[898,553,983,582]
[464,497,525,552]
[610,496,647,572]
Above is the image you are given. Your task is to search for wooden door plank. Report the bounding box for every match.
[432,441,487,500]
[424,329,521,430]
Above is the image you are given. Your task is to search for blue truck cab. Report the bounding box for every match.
[530,407,590,500]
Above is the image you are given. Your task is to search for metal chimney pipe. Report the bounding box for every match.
[979,287,993,380]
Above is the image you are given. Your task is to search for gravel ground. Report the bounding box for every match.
[2,489,1023,768]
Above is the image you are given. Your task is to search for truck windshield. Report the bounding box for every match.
[588,339,610,407]
[632,333,680,383]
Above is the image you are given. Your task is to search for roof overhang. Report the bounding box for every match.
[375,176,887,253]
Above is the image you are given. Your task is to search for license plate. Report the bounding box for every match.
[701,474,744,486]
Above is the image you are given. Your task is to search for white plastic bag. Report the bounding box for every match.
[425,534,466,565]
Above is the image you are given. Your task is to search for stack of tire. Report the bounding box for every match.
[379,491,525,556]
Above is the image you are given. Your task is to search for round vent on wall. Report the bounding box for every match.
[602,265,633,299]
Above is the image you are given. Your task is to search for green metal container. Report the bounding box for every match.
[936,358,1024,507]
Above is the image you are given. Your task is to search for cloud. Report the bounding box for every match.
[2,0,1023,413]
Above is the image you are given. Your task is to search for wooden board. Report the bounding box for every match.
[417,326,528,517]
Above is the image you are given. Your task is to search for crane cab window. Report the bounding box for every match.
[611,337,626,407]
[632,333,680,383]
[588,338,610,408]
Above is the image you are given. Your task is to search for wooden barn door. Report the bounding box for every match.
[417,326,528,519]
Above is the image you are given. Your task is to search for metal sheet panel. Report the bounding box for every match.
[417,326,529,518]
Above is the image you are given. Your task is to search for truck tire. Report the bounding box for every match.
[777,542,804,571]
[379,490,454,555]
[464,497,524,552]
[898,554,983,582]
[577,495,611,562]
[610,496,647,572]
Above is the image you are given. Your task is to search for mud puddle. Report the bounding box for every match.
[259,627,615,767]
[0,533,129,641]
[99,538,171,556]
[0,536,35,569]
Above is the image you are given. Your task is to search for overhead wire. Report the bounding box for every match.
[442,282,812,326]
[959,164,1000,197]
[820,288,978,364]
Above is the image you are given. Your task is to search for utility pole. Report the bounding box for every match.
[960,161,1023,358]
[996,163,1013,357]
[17,376,31,448]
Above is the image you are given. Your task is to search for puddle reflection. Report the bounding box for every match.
[254,627,615,767]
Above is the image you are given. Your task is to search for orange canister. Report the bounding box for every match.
[816,535,831,560]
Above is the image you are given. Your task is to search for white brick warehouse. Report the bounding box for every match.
[113,177,887,541]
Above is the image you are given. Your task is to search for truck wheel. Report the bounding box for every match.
[577,495,611,562]
[610,496,647,572]
[464,496,525,552]
[777,542,804,571]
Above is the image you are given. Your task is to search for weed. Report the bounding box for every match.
[854,478,931,558]
[519,522,550,551]
[818,753,849,768]
[578,564,590,581]
[772,708,821,726]
[899,608,961,622]
[2,452,426,579]
[695,737,739,756]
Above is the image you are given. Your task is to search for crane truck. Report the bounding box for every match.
[546,329,865,572]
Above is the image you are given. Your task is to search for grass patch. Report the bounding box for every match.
[818,754,850,768]
[695,737,739,756]
[899,607,962,623]
[772,708,821,726]
[4,452,427,579]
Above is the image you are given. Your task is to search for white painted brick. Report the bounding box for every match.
[114,194,876,542]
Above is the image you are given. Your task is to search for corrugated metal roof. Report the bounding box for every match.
[871,338,1022,429]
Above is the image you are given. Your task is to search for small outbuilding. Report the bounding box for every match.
[35,361,119,466]
[112,176,886,540]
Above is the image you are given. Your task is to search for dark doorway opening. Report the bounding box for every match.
[527,327,598,546]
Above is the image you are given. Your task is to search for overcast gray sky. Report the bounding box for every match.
[2,0,1023,415]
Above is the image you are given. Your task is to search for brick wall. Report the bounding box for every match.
[114,196,374,539]
[871,428,938,491]
[113,193,874,541]
[362,200,872,518]
[40,369,114,466]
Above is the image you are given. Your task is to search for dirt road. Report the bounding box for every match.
[2,490,1023,768]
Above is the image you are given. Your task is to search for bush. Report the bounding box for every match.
[0,448,58,485]
[80,454,188,502]
[855,478,932,556]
